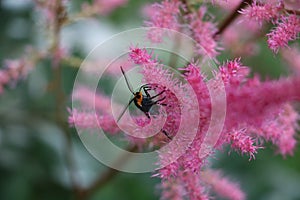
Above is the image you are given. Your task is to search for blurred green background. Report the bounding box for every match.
[0,1,300,200]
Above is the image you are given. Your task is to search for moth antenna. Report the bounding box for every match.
[120,66,135,94]
[117,97,135,122]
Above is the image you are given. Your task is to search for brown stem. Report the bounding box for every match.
[80,145,139,198]
[285,9,300,16]
[215,0,253,36]
[50,0,82,199]
[180,0,193,14]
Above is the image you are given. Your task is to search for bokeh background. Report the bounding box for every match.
[0,0,300,200]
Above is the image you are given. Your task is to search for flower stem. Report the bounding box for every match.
[80,145,138,199]
[215,0,253,36]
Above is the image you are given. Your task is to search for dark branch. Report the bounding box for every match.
[215,0,253,36]
[81,145,139,198]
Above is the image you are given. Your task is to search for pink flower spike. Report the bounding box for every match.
[239,1,283,24]
[160,177,185,200]
[0,58,34,94]
[144,0,182,43]
[129,47,157,65]
[189,6,221,58]
[68,109,120,134]
[218,58,250,86]
[202,169,246,200]
[275,103,299,156]
[227,128,261,160]
[267,14,300,53]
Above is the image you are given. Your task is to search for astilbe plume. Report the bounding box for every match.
[144,0,183,43]
[0,59,34,94]
[201,169,245,200]
[188,7,220,58]
[144,0,182,29]
[3,0,300,199]
[68,108,120,134]
[125,47,300,199]
[267,14,300,53]
[68,46,300,199]
[127,47,240,199]
[65,20,300,198]
[66,0,300,199]
[144,1,220,58]
[237,1,300,53]
[216,59,300,157]
[239,1,283,24]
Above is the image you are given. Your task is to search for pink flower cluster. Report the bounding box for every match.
[218,59,300,157]
[144,2,220,57]
[69,46,300,199]
[188,7,220,58]
[145,0,182,30]
[0,59,33,94]
[66,0,300,199]
[267,14,300,52]
[202,169,245,200]
[144,0,183,43]
[239,1,300,53]
[239,1,283,24]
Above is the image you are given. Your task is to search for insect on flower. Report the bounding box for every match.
[117,66,171,139]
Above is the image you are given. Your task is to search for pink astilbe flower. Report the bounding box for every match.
[130,48,300,199]
[129,47,198,175]
[188,7,220,58]
[70,87,123,134]
[227,129,260,159]
[129,48,216,200]
[267,14,300,53]
[72,86,123,114]
[257,103,298,156]
[129,46,156,65]
[239,1,283,24]
[160,171,209,200]
[217,59,300,157]
[180,63,212,172]
[129,48,212,175]
[145,0,182,43]
[160,177,185,200]
[218,58,250,86]
[181,171,210,200]
[202,169,246,200]
[0,59,34,94]
[68,109,120,134]
[145,0,182,29]
[73,45,300,200]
